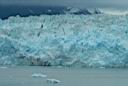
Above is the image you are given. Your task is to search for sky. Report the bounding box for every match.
[0,0,128,8]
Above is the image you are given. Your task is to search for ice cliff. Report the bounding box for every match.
[0,14,128,68]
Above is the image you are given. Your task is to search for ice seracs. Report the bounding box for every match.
[0,13,128,68]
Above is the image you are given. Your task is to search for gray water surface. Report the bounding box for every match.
[0,66,128,86]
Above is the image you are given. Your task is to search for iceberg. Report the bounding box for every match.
[0,14,128,68]
[32,73,47,78]
[47,79,61,84]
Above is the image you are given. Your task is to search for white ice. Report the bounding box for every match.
[0,13,128,68]
[47,79,61,84]
[32,73,47,78]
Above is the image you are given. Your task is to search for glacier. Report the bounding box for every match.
[0,14,128,68]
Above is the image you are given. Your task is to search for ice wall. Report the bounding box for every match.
[0,14,128,68]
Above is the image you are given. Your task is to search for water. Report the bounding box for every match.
[0,66,128,86]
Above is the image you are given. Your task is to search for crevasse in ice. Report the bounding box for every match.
[0,14,128,68]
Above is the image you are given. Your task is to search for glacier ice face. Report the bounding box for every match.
[0,14,128,68]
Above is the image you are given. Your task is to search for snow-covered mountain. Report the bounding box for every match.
[0,6,102,19]
[1,5,128,19]
[64,7,101,15]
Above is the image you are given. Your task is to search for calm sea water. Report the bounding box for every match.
[0,66,128,86]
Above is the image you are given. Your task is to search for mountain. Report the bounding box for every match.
[0,6,102,19]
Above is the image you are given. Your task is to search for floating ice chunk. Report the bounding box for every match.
[57,66,63,68]
[0,67,8,69]
[46,79,61,84]
[99,67,105,69]
[32,73,47,78]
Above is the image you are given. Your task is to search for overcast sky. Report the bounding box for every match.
[0,0,128,8]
